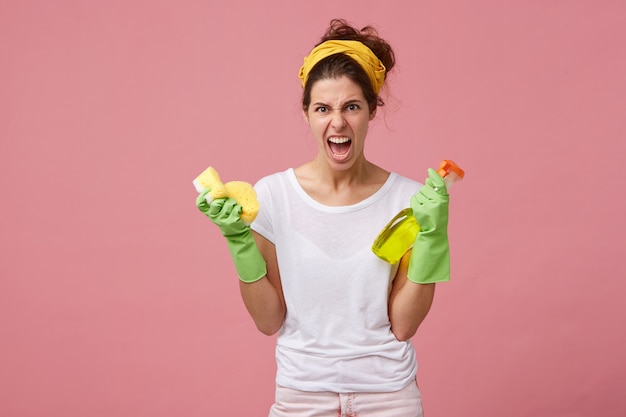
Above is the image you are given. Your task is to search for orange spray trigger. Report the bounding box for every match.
[437,160,465,179]
[437,160,465,191]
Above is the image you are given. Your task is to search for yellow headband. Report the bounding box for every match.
[298,40,386,95]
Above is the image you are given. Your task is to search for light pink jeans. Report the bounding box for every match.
[268,380,424,417]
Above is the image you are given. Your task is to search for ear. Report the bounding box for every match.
[369,108,377,121]
[302,110,310,124]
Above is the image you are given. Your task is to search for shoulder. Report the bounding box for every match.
[387,172,422,194]
[254,169,292,188]
[253,169,295,203]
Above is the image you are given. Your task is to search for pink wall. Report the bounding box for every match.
[1,1,625,416]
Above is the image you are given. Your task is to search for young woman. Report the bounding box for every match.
[197,19,451,417]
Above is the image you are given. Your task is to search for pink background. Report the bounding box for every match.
[1,1,625,416]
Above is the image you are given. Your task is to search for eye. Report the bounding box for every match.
[346,103,360,111]
[314,106,329,113]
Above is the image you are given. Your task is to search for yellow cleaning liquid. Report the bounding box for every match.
[371,208,420,264]
[371,160,465,264]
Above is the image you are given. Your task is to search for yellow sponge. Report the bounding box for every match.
[193,167,260,224]
[193,166,228,198]
[224,181,260,224]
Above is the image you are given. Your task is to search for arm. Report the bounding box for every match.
[388,168,450,341]
[196,190,285,335]
[388,250,435,341]
[239,231,286,336]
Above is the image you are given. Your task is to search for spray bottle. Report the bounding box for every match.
[371,160,465,264]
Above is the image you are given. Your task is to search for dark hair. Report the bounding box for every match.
[302,19,396,113]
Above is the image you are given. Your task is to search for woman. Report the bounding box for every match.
[197,19,451,417]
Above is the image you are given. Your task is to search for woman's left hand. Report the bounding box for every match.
[406,168,450,284]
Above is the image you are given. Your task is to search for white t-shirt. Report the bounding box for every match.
[251,168,422,393]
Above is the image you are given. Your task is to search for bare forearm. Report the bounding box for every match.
[389,281,435,341]
[239,278,285,335]
[237,231,286,335]
[388,251,436,341]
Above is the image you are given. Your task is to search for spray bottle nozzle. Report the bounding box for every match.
[437,159,465,179]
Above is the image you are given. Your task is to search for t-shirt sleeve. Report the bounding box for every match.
[250,175,274,243]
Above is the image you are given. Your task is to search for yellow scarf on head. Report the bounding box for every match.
[298,40,386,95]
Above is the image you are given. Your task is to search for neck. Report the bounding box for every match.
[294,157,389,207]
[310,155,372,190]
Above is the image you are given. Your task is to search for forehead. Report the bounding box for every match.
[309,76,366,104]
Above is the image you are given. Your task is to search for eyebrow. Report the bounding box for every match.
[311,98,365,107]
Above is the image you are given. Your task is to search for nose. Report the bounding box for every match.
[330,110,346,129]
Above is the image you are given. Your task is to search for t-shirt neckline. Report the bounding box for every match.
[285,168,398,213]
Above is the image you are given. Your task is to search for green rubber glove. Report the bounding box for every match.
[407,168,450,284]
[196,188,267,283]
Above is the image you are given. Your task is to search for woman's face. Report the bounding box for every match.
[304,75,376,171]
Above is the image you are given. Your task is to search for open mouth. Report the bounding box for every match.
[328,136,352,161]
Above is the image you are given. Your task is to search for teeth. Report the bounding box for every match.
[328,137,351,144]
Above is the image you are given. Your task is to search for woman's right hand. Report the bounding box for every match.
[195,188,267,283]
